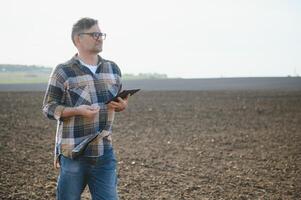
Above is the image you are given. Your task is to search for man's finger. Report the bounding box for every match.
[54,159,60,169]
[90,105,100,110]
[109,101,120,107]
[124,94,130,100]
[117,97,124,102]
[88,106,100,111]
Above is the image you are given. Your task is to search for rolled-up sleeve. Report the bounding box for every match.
[42,65,67,121]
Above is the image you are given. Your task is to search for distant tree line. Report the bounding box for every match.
[0,64,168,79]
[123,73,168,79]
[0,64,52,73]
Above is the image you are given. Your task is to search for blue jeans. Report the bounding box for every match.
[57,145,118,200]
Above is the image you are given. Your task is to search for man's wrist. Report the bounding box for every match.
[74,106,82,115]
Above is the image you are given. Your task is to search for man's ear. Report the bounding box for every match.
[74,35,81,46]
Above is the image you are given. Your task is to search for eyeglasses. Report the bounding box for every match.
[78,32,106,40]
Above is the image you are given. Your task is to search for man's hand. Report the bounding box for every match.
[76,105,100,118]
[108,94,129,112]
[54,158,60,169]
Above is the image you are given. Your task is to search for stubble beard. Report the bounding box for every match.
[93,43,102,54]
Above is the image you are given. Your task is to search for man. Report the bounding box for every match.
[42,17,127,200]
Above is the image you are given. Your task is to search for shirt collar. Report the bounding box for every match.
[71,53,103,67]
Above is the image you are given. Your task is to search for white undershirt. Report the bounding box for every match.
[79,59,98,74]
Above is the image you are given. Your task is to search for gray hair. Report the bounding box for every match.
[71,17,98,45]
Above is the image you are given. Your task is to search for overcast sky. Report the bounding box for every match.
[0,0,300,78]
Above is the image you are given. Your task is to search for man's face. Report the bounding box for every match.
[77,24,104,54]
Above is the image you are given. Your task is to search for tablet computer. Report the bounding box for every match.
[106,89,140,104]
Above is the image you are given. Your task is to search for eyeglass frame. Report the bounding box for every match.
[78,32,107,40]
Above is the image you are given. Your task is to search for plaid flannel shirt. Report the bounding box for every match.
[42,55,122,160]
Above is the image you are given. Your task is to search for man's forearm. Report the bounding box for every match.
[60,105,101,119]
[61,107,81,118]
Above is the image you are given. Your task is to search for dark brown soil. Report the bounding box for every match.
[0,91,300,199]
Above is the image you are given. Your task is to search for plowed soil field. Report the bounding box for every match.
[0,91,300,199]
